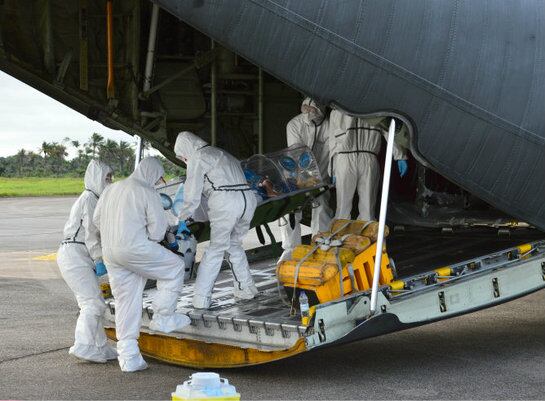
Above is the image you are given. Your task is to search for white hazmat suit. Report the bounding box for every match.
[93,157,190,372]
[329,111,407,221]
[175,132,258,309]
[279,98,333,261]
[57,160,117,363]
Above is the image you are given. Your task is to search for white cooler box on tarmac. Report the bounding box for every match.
[171,372,240,401]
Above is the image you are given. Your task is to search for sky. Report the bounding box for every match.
[0,71,137,159]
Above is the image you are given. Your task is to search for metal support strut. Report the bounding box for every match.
[135,3,159,169]
[106,0,115,100]
[370,119,396,314]
[258,68,264,153]
[210,40,217,146]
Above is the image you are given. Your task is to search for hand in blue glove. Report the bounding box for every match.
[331,176,336,185]
[397,160,408,178]
[168,241,179,251]
[176,220,191,238]
[95,261,107,277]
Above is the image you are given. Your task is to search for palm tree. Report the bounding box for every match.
[16,149,26,176]
[86,133,104,158]
[99,139,119,170]
[39,141,52,174]
[117,140,134,175]
[48,143,68,175]
[49,143,68,160]
[26,151,39,174]
[40,141,51,159]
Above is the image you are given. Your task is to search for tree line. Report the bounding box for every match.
[0,133,183,178]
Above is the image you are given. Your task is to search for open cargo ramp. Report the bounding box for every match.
[103,228,545,368]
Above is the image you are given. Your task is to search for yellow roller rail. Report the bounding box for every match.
[104,328,307,368]
[517,243,532,254]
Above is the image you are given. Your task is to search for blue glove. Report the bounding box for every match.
[95,261,107,277]
[176,220,191,238]
[397,160,408,178]
[331,176,336,185]
[168,241,179,251]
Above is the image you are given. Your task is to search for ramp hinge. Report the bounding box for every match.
[438,291,447,313]
[492,277,500,298]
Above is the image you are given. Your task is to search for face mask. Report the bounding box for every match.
[302,108,324,125]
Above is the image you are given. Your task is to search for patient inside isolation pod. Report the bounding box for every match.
[241,145,324,202]
[154,144,326,251]
[160,145,324,212]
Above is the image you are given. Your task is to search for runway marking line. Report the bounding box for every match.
[32,252,57,261]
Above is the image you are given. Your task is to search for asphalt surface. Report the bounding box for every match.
[1,197,545,400]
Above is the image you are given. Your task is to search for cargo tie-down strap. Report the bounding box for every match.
[313,221,374,299]
[255,223,276,245]
[283,220,357,316]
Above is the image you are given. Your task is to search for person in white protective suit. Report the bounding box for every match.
[56,159,117,363]
[279,97,334,262]
[174,131,259,310]
[93,157,191,372]
[329,111,409,221]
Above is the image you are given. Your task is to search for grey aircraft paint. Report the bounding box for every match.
[154,0,545,231]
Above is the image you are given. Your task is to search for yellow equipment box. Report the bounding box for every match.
[352,242,394,287]
[330,219,390,242]
[277,259,367,304]
[291,245,355,265]
[311,232,372,254]
[277,241,395,306]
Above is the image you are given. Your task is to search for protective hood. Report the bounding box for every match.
[131,157,164,187]
[84,159,112,196]
[302,97,325,125]
[174,131,209,161]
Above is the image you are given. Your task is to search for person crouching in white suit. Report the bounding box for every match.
[57,159,117,363]
[174,131,258,310]
[93,157,190,372]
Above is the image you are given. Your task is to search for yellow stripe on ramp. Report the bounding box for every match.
[33,252,57,261]
[105,328,307,368]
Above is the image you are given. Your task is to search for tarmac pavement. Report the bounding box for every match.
[1,196,545,400]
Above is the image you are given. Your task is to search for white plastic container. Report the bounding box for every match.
[172,372,240,401]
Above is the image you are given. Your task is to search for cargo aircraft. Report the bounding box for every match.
[1,0,544,367]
